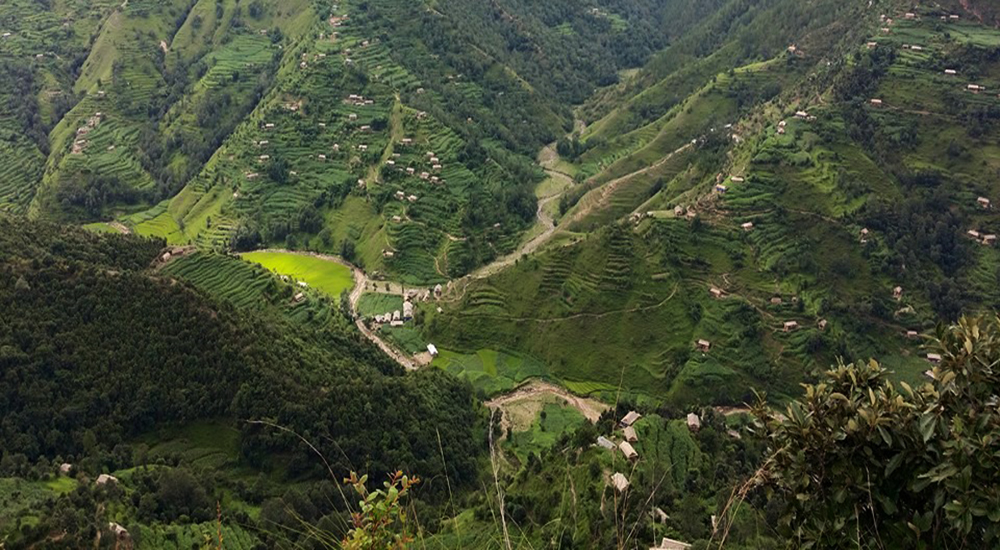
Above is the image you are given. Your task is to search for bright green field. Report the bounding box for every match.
[240,251,354,300]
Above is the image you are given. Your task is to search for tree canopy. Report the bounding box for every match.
[753,315,1000,548]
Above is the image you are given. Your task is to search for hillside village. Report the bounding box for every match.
[3,0,1000,547]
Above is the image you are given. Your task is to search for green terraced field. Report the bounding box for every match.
[432,348,548,396]
[240,251,354,299]
[162,251,349,330]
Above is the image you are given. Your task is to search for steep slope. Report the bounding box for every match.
[414,3,1000,408]
[0,214,483,547]
[0,0,120,213]
[23,0,317,222]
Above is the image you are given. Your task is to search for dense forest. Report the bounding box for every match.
[0,215,483,546]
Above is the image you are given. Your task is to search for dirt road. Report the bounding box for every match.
[466,143,575,280]
[486,379,609,424]
[238,248,419,370]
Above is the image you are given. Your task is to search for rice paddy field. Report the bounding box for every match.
[240,251,354,299]
[162,251,350,329]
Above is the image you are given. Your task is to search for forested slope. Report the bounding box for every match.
[0,215,482,547]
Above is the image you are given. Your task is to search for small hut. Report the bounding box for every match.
[620,411,642,427]
[619,441,638,461]
[686,413,701,432]
[623,426,638,443]
[611,472,630,492]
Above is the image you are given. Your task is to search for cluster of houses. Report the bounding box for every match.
[599,410,707,467]
[595,410,642,464]
[372,298,413,327]
[387,147,448,186]
[394,189,419,203]
[672,204,698,220]
[329,14,348,28]
[597,410,740,549]
[71,112,103,154]
[878,9,992,101]
[967,229,998,246]
[344,93,375,107]
[371,286,443,326]
[715,171,747,193]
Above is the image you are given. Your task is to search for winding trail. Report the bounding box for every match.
[465,143,575,280]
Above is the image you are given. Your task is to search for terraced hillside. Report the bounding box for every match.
[120,0,732,283]
[5,0,850,285]
[8,0,316,223]
[0,0,121,213]
[161,250,353,329]
[419,3,1000,408]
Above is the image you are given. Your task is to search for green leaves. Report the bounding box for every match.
[918,413,937,444]
[755,315,1000,548]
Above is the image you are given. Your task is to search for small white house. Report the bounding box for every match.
[611,472,630,492]
[427,344,438,356]
[686,413,701,432]
[619,441,638,460]
[95,474,118,486]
